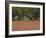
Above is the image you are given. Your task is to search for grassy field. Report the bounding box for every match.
[12,20,40,31]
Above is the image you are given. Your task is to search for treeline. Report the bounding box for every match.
[12,7,40,21]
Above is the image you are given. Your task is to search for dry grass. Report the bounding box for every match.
[12,20,40,31]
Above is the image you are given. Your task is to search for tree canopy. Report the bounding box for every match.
[12,7,40,21]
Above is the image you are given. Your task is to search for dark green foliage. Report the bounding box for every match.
[31,8,40,20]
[12,7,40,21]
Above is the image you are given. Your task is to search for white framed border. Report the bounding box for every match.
[9,3,43,35]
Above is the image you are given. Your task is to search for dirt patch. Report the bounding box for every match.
[12,20,40,31]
